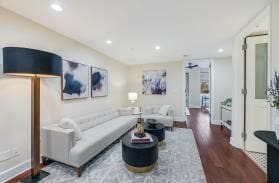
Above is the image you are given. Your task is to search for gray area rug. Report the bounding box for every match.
[41,128,206,183]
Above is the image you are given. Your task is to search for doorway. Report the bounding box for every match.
[184,60,211,121]
[244,35,269,154]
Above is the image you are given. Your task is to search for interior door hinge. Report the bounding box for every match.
[241,89,247,95]
[242,43,247,51]
[241,132,247,141]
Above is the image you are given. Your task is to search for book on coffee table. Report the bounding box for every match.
[131,132,153,144]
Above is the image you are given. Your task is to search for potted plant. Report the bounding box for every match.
[267,71,279,139]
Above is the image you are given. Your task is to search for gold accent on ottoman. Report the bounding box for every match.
[125,163,156,173]
[158,140,165,146]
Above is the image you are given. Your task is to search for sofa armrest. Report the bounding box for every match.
[41,125,76,164]
[167,109,175,118]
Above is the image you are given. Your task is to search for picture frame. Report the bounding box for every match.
[91,67,108,97]
[142,70,167,95]
[61,60,89,100]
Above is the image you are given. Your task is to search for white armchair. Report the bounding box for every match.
[142,105,174,129]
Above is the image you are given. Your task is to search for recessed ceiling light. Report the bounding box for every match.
[51,3,63,12]
[218,48,224,53]
[155,46,161,50]
[106,40,112,45]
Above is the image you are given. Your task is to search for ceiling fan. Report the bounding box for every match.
[186,62,198,69]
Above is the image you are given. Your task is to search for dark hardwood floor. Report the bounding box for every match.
[8,109,265,183]
[173,121,187,128]
[177,108,266,183]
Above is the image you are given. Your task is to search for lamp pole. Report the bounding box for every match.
[3,47,62,182]
[31,75,41,177]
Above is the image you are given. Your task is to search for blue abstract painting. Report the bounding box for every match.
[62,60,89,100]
[142,70,166,95]
[91,67,108,97]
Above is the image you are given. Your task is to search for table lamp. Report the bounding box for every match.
[3,47,62,182]
[128,92,138,107]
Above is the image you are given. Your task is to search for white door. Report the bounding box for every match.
[245,35,268,153]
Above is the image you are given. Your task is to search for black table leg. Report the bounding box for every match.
[267,144,279,183]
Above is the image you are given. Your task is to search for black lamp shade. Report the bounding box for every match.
[3,47,62,77]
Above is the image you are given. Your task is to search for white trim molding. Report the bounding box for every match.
[230,137,242,149]
[174,116,187,122]
[211,120,221,125]
[0,160,30,183]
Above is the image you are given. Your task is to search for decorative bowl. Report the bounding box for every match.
[146,119,158,128]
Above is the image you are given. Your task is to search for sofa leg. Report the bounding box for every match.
[42,156,48,165]
[75,165,85,177]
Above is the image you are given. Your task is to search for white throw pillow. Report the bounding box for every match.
[143,107,153,115]
[59,118,82,141]
[158,105,171,116]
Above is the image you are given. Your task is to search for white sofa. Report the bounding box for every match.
[142,105,174,129]
[41,108,137,176]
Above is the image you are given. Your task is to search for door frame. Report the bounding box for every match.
[243,34,271,148]
[183,60,212,122]
[185,72,190,108]
[231,6,270,149]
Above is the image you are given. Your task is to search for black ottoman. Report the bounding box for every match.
[144,122,165,144]
[122,133,158,173]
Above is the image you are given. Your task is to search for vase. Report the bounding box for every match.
[273,109,279,140]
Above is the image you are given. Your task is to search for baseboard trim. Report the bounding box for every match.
[230,137,243,149]
[230,137,237,147]
[0,160,30,183]
[211,120,221,125]
[174,116,186,122]
[189,105,200,109]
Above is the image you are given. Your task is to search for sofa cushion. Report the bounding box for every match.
[69,115,137,165]
[59,118,82,140]
[143,107,153,115]
[158,105,171,116]
[75,109,119,131]
[118,108,133,116]
[152,106,161,114]
[143,114,173,127]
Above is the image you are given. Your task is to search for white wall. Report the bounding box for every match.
[128,61,184,119]
[0,8,129,180]
[211,57,233,124]
[187,68,201,108]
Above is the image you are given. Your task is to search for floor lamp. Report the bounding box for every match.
[3,47,62,182]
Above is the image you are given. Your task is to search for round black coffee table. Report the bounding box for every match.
[122,133,158,173]
[144,122,165,143]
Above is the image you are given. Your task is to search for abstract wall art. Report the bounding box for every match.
[142,70,166,95]
[91,67,108,97]
[62,60,89,100]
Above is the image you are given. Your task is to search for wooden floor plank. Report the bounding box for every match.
[174,108,266,183]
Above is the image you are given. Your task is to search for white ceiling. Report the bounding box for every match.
[0,0,270,64]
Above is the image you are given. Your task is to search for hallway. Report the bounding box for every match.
[186,108,266,183]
